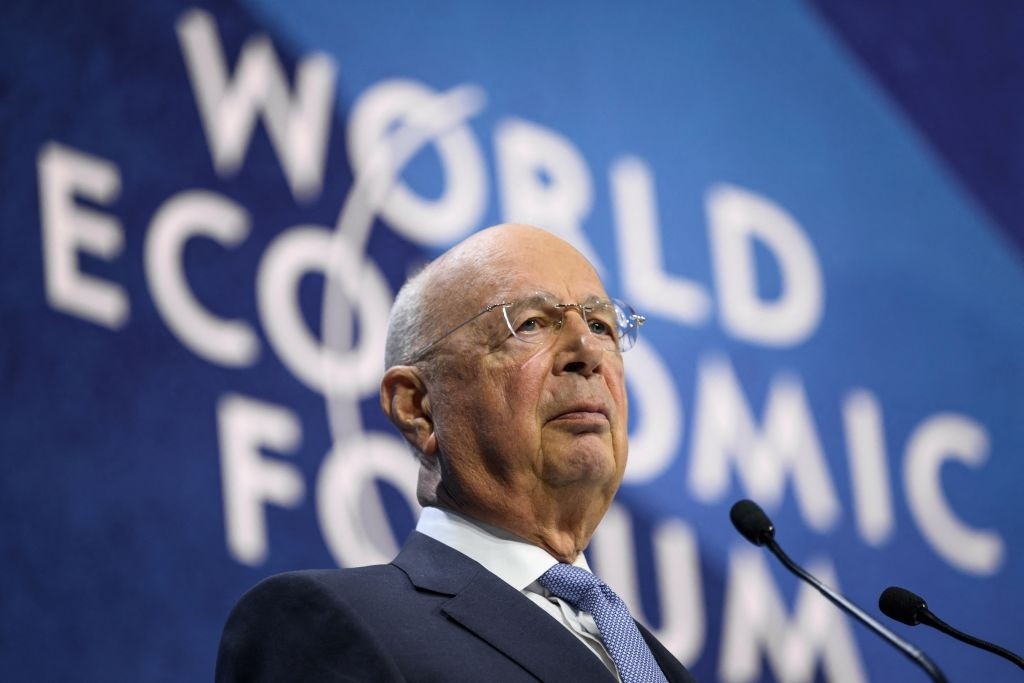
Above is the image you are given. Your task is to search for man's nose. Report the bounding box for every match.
[553,308,604,376]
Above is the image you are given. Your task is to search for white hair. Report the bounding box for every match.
[384,264,436,370]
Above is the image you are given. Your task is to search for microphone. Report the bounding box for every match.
[880,586,1024,670]
[729,500,947,683]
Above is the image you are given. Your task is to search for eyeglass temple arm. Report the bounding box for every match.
[404,302,510,363]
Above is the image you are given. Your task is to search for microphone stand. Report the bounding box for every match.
[898,595,1024,670]
[764,538,948,683]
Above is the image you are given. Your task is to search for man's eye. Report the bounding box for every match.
[517,317,543,333]
[589,319,615,337]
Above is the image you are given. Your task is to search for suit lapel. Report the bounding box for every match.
[442,572,616,682]
[394,532,616,682]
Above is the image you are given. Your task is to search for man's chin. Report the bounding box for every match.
[543,440,620,488]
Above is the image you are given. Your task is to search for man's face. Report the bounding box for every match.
[428,233,629,519]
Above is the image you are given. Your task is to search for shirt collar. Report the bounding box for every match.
[415,506,592,591]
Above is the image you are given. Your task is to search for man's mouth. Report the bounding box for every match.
[550,403,610,423]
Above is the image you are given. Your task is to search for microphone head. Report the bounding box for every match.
[879,586,928,626]
[730,499,775,546]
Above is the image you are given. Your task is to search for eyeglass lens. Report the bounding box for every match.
[500,295,640,352]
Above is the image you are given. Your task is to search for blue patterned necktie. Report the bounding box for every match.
[539,563,668,683]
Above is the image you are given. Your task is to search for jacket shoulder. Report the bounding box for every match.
[215,566,407,682]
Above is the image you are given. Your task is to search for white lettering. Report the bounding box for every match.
[145,190,259,367]
[346,79,487,245]
[217,393,305,566]
[176,8,336,202]
[622,339,683,483]
[610,156,710,325]
[707,184,823,346]
[316,434,420,567]
[37,142,128,328]
[494,117,603,269]
[719,547,866,683]
[843,389,893,546]
[904,413,1004,575]
[688,356,840,532]
[257,226,390,396]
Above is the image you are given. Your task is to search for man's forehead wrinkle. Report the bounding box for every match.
[512,290,609,306]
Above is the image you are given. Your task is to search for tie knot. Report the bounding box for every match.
[537,563,669,683]
[538,563,608,610]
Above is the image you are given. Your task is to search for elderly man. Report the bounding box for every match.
[216,224,695,682]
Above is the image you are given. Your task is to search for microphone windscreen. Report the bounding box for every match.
[879,586,927,626]
[730,499,775,546]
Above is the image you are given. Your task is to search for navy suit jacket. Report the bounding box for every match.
[216,531,696,682]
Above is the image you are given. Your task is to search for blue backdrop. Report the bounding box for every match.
[2,1,1022,681]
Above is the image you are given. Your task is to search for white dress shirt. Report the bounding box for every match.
[416,506,621,680]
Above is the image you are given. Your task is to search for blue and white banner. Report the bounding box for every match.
[2,2,1021,681]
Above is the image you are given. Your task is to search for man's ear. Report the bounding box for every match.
[380,366,437,457]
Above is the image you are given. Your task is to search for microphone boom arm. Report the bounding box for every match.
[764,538,948,683]
[917,604,1024,670]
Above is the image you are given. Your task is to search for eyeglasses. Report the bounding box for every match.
[404,292,646,363]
